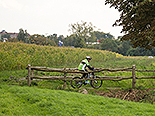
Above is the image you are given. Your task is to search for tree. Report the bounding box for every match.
[105,0,155,49]
[28,34,56,46]
[100,38,118,52]
[117,41,131,55]
[68,21,95,47]
[74,36,86,48]
[94,31,106,40]
[17,28,25,42]
[8,37,18,42]
[89,32,97,42]
[93,31,115,40]
[1,33,10,41]
[63,35,76,46]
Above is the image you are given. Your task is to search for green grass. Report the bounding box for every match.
[0,43,155,115]
[0,55,155,89]
[0,84,155,116]
[0,42,118,71]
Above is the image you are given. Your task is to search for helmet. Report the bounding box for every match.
[86,56,92,60]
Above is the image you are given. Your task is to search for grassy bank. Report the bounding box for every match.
[0,42,119,71]
[0,84,155,116]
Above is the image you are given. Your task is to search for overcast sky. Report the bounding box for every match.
[0,0,124,38]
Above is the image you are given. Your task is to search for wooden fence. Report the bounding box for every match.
[27,64,155,89]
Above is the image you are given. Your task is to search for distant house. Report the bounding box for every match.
[0,30,30,40]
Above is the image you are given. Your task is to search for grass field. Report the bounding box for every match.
[0,42,155,115]
[0,42,154,89]
[0,84,155,116]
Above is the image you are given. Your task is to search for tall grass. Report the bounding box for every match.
[0,42,118,71]
[1,42,155,70]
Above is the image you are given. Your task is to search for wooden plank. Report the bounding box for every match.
[29,66,133,73]
[136,69,155,72]
[31,76,155,81]
[136,77,155,79]
[31,76,133,81]
[95,68,132,72]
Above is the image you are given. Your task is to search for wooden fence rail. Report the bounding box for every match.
[26,64,155,89]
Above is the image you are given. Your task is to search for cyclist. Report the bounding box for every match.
[78,56,95,83]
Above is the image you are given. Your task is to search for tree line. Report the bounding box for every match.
[1,26,155,56]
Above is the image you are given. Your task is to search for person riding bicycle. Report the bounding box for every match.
[78,56,95,83]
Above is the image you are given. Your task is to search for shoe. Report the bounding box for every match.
[94,80,98,84]
[85,80,90,83]
[78,82,82,84]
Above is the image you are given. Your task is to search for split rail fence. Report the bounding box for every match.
[27,64,155,89]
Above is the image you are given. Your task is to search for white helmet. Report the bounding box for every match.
[86,56,92,60]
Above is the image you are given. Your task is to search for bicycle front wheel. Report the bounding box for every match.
[71,77,83,89]
[91,76,103,88]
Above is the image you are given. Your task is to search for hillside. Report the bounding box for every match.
[0,42,122,71]
[0,42,155,114]
[1,42,155,90]
[0,84,155,116]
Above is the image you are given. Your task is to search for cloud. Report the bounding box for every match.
[0,0,23,10]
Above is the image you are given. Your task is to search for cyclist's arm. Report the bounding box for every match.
[87,65,94,70]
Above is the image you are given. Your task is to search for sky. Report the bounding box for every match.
[0,0,124,38]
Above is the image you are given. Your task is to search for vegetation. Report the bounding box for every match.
[0,84,155,116]
[0,42,118,71]
[2,21,155,56]
[0,42,154,89]
[105,0,155,49]
[68,21,96,48]
[0,0,155,114]
[0,42,155,115]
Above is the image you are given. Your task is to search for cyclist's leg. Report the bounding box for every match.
[79,70,87,78]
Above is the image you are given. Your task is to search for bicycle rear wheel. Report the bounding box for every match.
[91,76,102,88]
[71,77,83,89]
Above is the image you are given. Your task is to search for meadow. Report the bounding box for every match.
[1,42,155,88]
[0,84,155,116]
[0,42,118,71]
[0,42,155,115]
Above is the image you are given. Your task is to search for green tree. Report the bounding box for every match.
[94,31,106,40]
[68,21,95,47]
[1,33,10,41]
[74,36,86,48]
[118,41,131,55]
[93,31,115,40]
[28,34,56,46]
[100,38,118,52]
[8,37,18,42]
[25,30,28,43]
[17,28,25,42]
[105,0,155,49]
[63,35,76,47]
[89,32,97,43]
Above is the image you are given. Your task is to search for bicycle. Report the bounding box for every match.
[70,72,103,89]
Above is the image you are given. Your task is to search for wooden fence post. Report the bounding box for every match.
[63,68,67,89]
[27,64,31,86]
[132,65,136,89]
